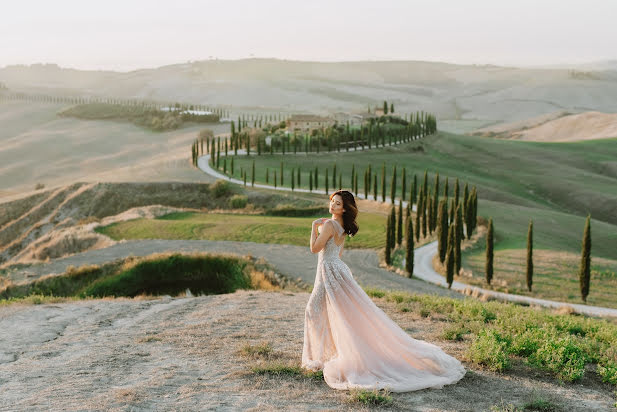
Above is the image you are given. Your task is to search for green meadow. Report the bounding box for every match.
[96,211,389,249]
[226,131,617,260]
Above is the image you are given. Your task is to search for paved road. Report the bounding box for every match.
[413,241,617,318]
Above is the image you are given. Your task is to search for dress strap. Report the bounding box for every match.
[330,219,345,236]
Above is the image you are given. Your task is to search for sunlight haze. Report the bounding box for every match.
[2,0,616,71]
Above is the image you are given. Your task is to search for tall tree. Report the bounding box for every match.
[381,163,386,202]
[526,219,533,292]
[445,224,455,289]
[414,205,421,242]
[401,168,407,204]
[251,160,255,187]
[411,174,417,206]
[486,217,494,285]
[390,166,397,204]
[383,100,388,115]
[385,205,395,265]
[405,210,414,278]
[390,103,394,114]
[454,178,460,207]
[397,199,404,246]
[325,168,329,194]
[437,199,448,263]
[389,204,396,251]
[579,215,592,303]
[455,204,463,274]
[421,196,428,238]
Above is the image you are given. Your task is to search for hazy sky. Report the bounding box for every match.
[2,0,616,71]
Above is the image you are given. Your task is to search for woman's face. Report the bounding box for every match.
[329,194,345,215]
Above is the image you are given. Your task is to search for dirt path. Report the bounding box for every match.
[1,290,614,411]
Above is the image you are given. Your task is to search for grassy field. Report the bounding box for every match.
[459,248,617,309]
[96,211,390,249]
[227,131,617,260]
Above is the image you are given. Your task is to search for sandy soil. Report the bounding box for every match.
[1,290,615,411]
[471,111,617,142]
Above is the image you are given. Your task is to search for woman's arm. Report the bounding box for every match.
[310,219,334,254]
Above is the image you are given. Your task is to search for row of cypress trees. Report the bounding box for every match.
[486,215,593,303]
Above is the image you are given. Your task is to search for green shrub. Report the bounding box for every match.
[364,288,385,298]
[351,389,393,406]
[598,362,617,385]
[466,329,511,372]
[210,179,232,198]
[528,335,586,382]
[229,194,248,209]
[81,254,251,298]
[265,205,328,217]
[442,324,467,341]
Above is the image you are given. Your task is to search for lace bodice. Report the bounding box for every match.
[318,219,345,262]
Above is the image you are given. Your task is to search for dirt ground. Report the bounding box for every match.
[1,290,615,411]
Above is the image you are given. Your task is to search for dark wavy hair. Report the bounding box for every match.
[329,190,359,237]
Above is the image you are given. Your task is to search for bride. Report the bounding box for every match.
[302,190,466,392]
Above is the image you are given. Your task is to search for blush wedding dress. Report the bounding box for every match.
[302,218,466,392]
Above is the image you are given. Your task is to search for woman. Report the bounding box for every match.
[302,190,466,392]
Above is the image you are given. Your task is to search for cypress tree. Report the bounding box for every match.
[274,170,277,188]
[251,160,255,186]
[231,157,234,176]
[422,170,428,199]
[280,161,284,186]
[338,173,342,190]
[405,207,414,278]
[243,170,247,186]
[397,199,403,246]
[421,196,427,238]
[427,194,434,235]
[381,164,386,202]
[486,217,494,285]
[444,177,449,199]
[455,204,463,274]
[383,100,388,115]
[412,174,417,206]
[434,172,440,206]
[314,167,319,189]
[463,182,469,218]
[390,166,397,204]
[579,215,591,303]
[325,168,329,194]
[526,219,533,292]
[445,224,455,289]
[351,164,355,189]
[266,168,269,184]
[465,195,472,239]
[373,173,378,200]
[414,205,421,242]
[437,199,448,263]
[385,206,393,265]
[364,169,369,199]
[389,204,396,249]
[291,168,295,191]
[354,171,359,194]
[333,163,337,188]
[309,172,313,192]
[401,168,407,205]
[454,178,460,207]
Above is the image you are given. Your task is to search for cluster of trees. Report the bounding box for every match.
[225,111,437,156]
[382,172,479,281]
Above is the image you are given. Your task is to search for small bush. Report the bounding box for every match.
[229,194,248,209]
[528,335,586,382]
[350,389,393,406]
[34,183,45,190]
[442,324,467,341]
[598,362,617,385]
[210,179,232,198]
[364,288,385,298]
[466,329,511,372]
[265,205,328,217]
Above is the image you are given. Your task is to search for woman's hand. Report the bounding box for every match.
[312,218,327,228]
